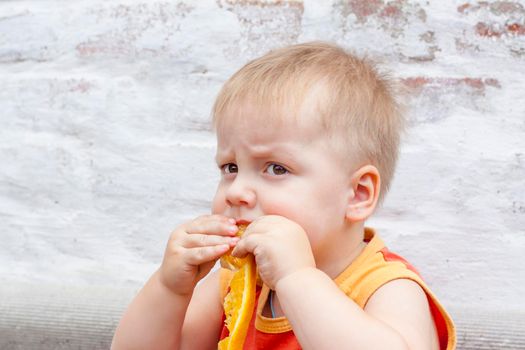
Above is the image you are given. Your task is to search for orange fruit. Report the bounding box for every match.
[218,225,257,350]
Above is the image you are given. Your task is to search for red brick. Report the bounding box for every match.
[475,22,503,37]
[458,1,525,37]
[75,3,194,59]
[475,21,525,37]
[402,77,501,93]
[507,23,525,35]
[334,0,429,54]
[380,3,402,18]
[218,0,304,58]
[457,3,471,13]
[347,0,383,21]
[489,1,523,15]
[68,80,94,94]
[458,1,524,15]
[219,0,303,9]
[403,77,431,90]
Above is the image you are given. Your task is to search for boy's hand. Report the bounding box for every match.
[159,215,240,296]
[232,215,315,290]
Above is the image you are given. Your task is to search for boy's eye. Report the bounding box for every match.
[266,163,288,176]
[222,163,238,174]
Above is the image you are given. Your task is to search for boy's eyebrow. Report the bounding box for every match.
[245,142,300,158]
[215,143,297,163]
[215,147,236,164]
[215,151,229,164]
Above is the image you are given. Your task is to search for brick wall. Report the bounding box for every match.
[1,0,524,312]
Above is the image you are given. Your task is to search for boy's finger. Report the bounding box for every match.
[231,235,256,258]
[187,215,238,236]
[183,233,239,248]
[185,244,230,265]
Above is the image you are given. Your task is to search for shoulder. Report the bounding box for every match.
[365,279,440,350]
[339,230,455,349]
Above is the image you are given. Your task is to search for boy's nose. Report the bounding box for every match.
[225,175,256,208]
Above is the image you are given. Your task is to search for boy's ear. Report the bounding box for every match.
[345,165,381,222]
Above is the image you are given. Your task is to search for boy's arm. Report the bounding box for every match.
[180,269,225,350]
[111,269,191,350]
[364,278,439,350]
[112,215,238,350]
[276,268,437,350]
[111,269,224,350]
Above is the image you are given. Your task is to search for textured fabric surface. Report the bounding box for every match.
[1,283,523,349]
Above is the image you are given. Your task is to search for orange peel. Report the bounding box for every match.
[218,225,257,350]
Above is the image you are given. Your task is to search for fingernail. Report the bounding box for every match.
[228,225,238,234]
[228,218,236,224]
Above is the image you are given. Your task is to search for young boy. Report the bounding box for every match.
[112,42,456,350]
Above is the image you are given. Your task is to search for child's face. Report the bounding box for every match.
[212,108,354,261]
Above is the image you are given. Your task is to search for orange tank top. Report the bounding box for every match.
[218,228,456,349]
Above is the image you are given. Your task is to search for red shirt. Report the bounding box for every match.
[218,228,456,349]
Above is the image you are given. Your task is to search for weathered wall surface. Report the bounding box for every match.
[1,0,524,314]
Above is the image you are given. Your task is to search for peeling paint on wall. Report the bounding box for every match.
[1,0,524,311]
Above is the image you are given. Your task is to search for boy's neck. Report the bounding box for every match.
[316,221,367,280]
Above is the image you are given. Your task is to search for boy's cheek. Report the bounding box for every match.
[211,200,225,214]
[211,182,229,212]
[211,192,226,214]
[260,201,304,225]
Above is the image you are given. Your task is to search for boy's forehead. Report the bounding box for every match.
[215,107,346,161]
[215,86,328,134]
[215,105,321,144]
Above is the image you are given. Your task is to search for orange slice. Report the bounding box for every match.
[218,225,257,350]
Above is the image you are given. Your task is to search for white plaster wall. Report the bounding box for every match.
[1,0,524,313]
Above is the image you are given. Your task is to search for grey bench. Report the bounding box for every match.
[1,283,523,349]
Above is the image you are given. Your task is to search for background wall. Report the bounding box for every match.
[1,0,524,319]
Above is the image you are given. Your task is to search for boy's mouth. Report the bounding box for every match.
[236,219,252,226]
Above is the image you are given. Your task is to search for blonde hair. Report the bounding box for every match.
[212,41,404,203]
